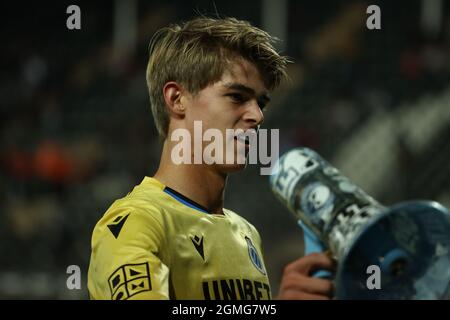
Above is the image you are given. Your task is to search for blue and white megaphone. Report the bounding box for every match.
[269,147,450,299]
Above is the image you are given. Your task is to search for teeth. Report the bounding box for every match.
[235,135,249,144]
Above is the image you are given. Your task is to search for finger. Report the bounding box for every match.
[285,253,336,275]
[281,272,334,296]
[300,277,334,296]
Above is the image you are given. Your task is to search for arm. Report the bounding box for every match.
[88,206,170,300]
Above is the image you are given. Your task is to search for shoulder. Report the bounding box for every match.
[224,208,261,239]
[91,177,171,247]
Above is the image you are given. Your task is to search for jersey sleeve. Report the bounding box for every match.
[88,204,170,300]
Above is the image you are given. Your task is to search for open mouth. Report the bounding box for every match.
[234,134,250,146]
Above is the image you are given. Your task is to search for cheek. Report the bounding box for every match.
[188,95,243,131]
[190,97,224,121]
[190,95,214,115]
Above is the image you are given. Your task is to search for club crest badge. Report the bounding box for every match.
[245,236,266,275]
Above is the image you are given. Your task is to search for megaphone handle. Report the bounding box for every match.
[298,220,333,279]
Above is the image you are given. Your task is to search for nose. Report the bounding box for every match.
[242,100,264,126]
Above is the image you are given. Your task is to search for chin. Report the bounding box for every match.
[215,162,248,174]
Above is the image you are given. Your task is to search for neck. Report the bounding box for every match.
[154,139,227,215]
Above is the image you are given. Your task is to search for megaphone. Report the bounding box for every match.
[269,147,450,299]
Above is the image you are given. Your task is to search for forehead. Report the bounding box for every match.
[217,58,267,93]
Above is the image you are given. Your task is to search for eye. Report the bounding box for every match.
[257,99,268,111]
[227,93,246,103]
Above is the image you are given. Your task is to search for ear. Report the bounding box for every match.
[163,81,185,117]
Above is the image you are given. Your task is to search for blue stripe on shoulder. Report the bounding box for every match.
[163,189,209,214]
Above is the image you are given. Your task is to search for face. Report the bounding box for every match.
[181,58,270,173]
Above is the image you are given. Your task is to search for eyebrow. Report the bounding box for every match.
[223,82,271,104]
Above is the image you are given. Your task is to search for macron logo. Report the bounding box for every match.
[190,235,205,260]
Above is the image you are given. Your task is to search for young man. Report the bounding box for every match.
[88,17,335,300]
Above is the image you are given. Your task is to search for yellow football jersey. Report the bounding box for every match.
[88,177,271,300]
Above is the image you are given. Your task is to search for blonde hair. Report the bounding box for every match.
[146,17,289,139]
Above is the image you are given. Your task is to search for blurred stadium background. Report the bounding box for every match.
[1,0,449,299]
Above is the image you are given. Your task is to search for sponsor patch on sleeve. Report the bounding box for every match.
[108,262,151,300]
